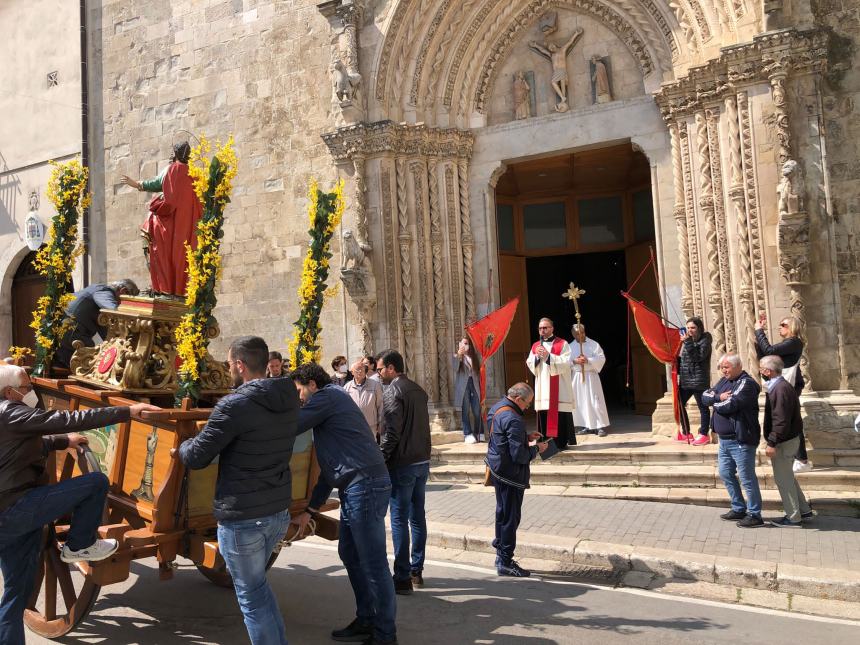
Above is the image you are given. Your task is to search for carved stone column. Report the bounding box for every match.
[725,92,758,374]
[457,158,477,323]
[678,121,703,316]
[428,159,451,404]
[669,122,693,316]
[395,156,416,373]
[695,111,726,355]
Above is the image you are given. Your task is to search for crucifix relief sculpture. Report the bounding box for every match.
[529,28,583,113]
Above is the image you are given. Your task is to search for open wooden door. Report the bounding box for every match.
[11,251,46,365]
[624,243,666,414]
[498,255,530,392]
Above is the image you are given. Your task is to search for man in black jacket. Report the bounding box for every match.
[178,336,298,645]
[0,364,158,644]
[702,354,764,528]
[376,349,431,596]
[290,363,397,645]
[485,383,548,577]
[760,355,813,527]
[55,280,139,368]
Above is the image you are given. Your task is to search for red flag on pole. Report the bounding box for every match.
[622,292,683,423]
[466,297,520,404]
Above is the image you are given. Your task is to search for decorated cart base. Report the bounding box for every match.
[68,295,230,397]
[25,378,338,638]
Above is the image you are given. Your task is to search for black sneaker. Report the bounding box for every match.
[801,510,816,521]
[720,510,746,521]
[770,516,802,528]
[393,577,413,595]
[597,428,608,437]
[410,571,424,588]
[497,560,531,577]
[736,515,764,528]
[332,619,374,642]
[576,428,590,435]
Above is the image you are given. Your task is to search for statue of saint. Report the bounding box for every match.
[121,142,202,297]
[777,159,804,216]
[513,71,531,120]
[591,55,612,104]
[529,28,583,112]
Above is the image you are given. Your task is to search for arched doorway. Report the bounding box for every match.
[11,251,46,362]
[496,143,665,417]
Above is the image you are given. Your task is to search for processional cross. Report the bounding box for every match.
[562,282,586,376]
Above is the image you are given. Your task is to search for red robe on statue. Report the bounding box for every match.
[140,162,202,296]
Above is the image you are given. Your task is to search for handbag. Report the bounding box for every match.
[483,405,516,486]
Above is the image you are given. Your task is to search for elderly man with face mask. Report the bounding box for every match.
[0,365,158,644]
[344,359,385,442]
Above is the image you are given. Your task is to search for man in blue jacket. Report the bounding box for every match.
[485,382,548,577]
[289,363,397,645]
[178,336,299,645]
[702,353,764,528]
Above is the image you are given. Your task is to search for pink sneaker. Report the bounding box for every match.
[691,435,710,446]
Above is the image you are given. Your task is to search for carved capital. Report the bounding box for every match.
[322,121,474,163]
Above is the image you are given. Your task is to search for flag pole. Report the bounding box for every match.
[620,291,682,329]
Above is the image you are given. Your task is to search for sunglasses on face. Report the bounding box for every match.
[779,322,789,328]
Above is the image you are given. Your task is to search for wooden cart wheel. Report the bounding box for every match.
[196,548,281,588]
[24,447,104,637]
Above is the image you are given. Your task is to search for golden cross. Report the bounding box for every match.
[562,282,586,375]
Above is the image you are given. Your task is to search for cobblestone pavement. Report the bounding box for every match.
[424,485,860,571]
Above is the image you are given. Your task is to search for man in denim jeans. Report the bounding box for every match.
[290,363,397,645]
[702,353,764,528]
[376,349,432,596]
[179,336,299,645]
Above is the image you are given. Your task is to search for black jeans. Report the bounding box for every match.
[536,410,574,448]
[679,388,710,436]
[493,481,525,565]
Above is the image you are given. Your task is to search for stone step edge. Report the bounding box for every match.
[421,520,860,603]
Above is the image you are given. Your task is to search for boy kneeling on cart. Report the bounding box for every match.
[0,365,159,645]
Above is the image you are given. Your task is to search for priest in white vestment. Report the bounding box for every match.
[526,317,575,449]
[570,324,610,437]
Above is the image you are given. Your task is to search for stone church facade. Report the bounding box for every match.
[2,0,859,443]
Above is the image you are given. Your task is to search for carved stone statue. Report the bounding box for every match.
[539,11,558,35]
[777,159,804,216]
[513,71,531,120]
[332,59,359,103]
[529,28,583,113]
[591,55,612,104]
[342,228,371,269]
[29,189,39,212]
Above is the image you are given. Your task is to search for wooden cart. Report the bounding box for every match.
[24,377,337,639]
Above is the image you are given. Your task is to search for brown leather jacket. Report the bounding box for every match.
[0,400,130,512]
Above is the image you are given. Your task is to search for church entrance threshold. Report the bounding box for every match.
[495,143,665,417]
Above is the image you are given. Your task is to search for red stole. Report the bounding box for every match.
[531,336,566,437]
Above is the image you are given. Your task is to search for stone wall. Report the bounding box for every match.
[89,0,345,361]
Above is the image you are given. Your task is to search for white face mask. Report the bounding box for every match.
[14,389,38,408]
[338,365,348,374]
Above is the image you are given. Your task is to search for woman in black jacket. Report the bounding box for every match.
[677,316,713,445]
[755,314,811,471]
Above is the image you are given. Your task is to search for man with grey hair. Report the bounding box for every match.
[485,382,549,577]
[0,364,158,643]
[702,353,764,528]
[760,355,814,527]
[55,279,140,368]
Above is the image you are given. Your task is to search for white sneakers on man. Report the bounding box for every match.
[793,459,813,473]
[464,434,477,444]
[60,538,119,563]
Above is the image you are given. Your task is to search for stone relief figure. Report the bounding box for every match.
[332,59,360,103]
[591,55,612,104]
[342,228,371,270]
[539,11,558,35]
[529,28,583,113]
[777,159,804,216]
[513,71,531,120]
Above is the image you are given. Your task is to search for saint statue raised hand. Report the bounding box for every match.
[121,141,202,297]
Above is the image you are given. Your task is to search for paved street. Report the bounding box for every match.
[22,542,860,645]
[424,486,860,571]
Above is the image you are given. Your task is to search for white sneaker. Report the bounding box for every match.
[793,459,813,473]
[61,538,119,563]
[464,435,477,444]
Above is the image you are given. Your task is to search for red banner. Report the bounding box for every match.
[466,297,520,404]
[622,292,683,423]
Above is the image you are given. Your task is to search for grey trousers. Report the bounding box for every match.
[770,436,812,523]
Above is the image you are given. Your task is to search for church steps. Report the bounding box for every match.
[429,462,860,493]
[432,444,860,467]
